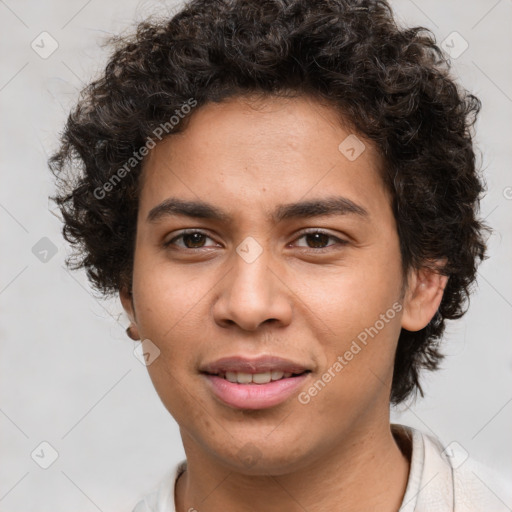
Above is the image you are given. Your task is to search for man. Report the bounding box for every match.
[49,0,509,510]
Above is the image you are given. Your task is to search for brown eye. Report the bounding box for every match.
[181,232,207,248]
[303,232,331,248]
[165,230,218,249]
[294,230,347,250]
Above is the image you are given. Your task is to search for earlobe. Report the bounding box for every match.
[126,323,140,340]
[120,286,140,340]
[401,264,449,332]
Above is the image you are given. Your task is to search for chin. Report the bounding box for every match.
[209,435,316,476]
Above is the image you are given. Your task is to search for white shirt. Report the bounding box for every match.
[132,424,511,511]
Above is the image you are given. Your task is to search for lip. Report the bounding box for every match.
[203,373,310,410]
[200,355,311,410]
[200,355,310,374]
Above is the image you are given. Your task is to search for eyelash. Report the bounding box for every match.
[164,229,348,252]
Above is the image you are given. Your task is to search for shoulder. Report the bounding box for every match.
[443,440,511,511]
[396,424,511,512]
[131,460,187,512]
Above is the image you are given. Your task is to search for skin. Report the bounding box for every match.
[121,94,448,512]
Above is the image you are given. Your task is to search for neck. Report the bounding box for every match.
[175,422,410,512]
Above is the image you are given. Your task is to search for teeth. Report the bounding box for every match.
[221,370,299,384]
[253,372,274,384]
[236,372,253,384]
[271,370,284,380]
[225,371,238,383]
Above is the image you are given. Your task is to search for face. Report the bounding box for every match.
[122,94,411,474]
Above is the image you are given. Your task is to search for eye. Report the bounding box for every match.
[164,229,348,252]
[292,230,348,251]
[164,230,219,249]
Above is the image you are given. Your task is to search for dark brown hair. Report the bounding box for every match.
[49,0,488,404]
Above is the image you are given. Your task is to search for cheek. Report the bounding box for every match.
[132,251,209,338]
[132,259,210,418]
[131,258,213,410]
[289,255,402,342]
[287,240,404,394]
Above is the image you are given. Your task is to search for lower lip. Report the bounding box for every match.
[203,373,309,410]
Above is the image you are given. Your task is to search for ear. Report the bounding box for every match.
[401,262,449,332]
[120,286,140,340]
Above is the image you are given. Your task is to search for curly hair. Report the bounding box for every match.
[49,0,489,404]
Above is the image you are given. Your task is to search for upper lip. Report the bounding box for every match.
[200,355,311,375]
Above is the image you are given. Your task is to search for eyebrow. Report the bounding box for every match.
[146,195,369,224]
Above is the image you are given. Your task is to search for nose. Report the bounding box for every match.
[212,242,293,331]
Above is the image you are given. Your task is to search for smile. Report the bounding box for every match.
[202,371,310,410]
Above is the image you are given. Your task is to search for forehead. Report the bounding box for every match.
[138,94,390,222]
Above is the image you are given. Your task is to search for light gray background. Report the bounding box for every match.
[1,0,511,510]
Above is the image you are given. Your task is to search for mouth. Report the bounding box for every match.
[203,369,311,384]
[200,355,312,410]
